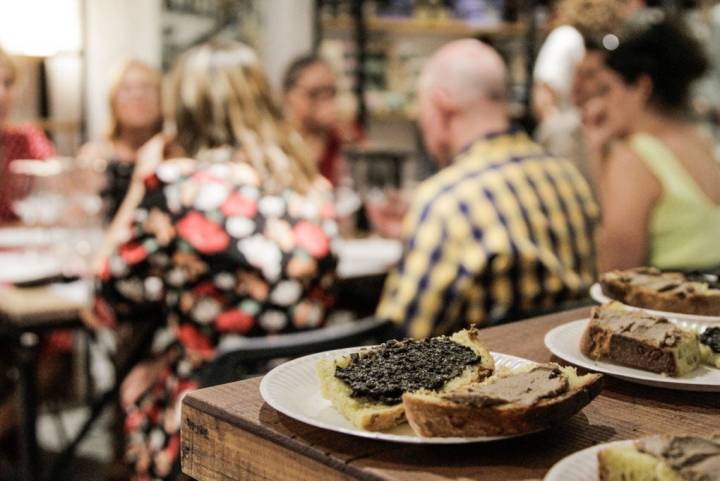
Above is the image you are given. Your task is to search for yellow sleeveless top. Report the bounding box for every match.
[629,133,720,270]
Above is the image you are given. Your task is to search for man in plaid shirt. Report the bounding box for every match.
[377,39,598,338]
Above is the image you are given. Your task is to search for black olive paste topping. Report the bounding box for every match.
[334,338,481,405]
[685,272,720,290]
[700,327,720,353]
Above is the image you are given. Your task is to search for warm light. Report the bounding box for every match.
[0,0,82,56]
[602,34,620,51]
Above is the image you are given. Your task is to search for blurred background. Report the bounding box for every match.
[0,1,719,481]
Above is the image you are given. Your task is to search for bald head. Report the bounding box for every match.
[416,39,510,167]
[419,39,507,110]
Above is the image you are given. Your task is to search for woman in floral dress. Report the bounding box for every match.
[89,40,338,481]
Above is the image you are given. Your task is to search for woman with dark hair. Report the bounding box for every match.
[584,19,720,272]
[283,54,363,235]
[283,55,347,186]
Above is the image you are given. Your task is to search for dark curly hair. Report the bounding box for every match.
[605,20,708,112]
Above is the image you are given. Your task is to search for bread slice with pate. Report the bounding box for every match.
[316,328,494,431]
[402,363,602,437]
[580,304,701,376]
[598,434,720,481]
[600,267,720,316]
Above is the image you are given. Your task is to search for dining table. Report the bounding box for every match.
[0,225,404,481]
[0,225,95,481]
[180,306,720,481]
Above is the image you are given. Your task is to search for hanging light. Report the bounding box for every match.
[0,0,82,56]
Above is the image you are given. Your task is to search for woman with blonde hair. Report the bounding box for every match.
[86,40,337,480]
[79,59,162,219]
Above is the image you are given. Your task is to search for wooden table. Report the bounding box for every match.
[0,281,92,481]
[180,307,720,481]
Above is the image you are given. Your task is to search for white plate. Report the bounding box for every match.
[544,319,720,392]
[544,440,633,481]
[0,251,64,283]
[0,227,69,248]
[590,283,720,327]
[259,347,537,444]
[334,238,402,279]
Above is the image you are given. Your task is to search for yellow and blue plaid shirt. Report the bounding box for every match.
[377,129,598,338]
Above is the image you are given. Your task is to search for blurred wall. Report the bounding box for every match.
[84,0,162,141]
[260,0,314,92]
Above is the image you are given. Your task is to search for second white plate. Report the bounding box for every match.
[260,347,539,444]
[544,440,633,481]
[544,319,720,392]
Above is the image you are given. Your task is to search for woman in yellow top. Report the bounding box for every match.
[584,19,720,272]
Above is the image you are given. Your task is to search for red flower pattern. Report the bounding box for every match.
[293,221,330,258]
[118,241,148,265]
[144,173,161,191]
[220,192,257,218]
[192,170,224,184]
[125,410,146,432]
[176,324,213,355]
[176,211,230,254]
[215,309,254,333]
[320,201,335,220]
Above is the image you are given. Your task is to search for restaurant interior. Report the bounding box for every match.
[0,1,719,481]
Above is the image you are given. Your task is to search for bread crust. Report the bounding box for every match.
[402,367,603,437]
[600,269,720,316]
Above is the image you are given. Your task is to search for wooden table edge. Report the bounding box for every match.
[182,385,390,481]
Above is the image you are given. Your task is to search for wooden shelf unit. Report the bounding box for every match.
[322,15,528,38]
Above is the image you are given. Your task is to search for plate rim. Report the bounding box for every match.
[543,439,634,481]
[544,318,720,391]
[589,283,720,324]
[259,347,540,444]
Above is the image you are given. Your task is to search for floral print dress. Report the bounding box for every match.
[95,156,338,481]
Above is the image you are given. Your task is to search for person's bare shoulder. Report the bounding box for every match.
[603,140,662,205]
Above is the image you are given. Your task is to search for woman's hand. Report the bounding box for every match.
[582,97,615,155]
[79,298,116,331]
[79,307,104,331]
[120,356,169,409]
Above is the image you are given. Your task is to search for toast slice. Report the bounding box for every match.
[598,435,720,481]
[700,327,720,368]
[316,328,494,431]
[600,267,720,316]
[402,363,602,437]
[580,304,701,376]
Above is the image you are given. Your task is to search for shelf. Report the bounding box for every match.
[369,109,416,122]
[322,16,527,38]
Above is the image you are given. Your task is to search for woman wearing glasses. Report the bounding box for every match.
[283,55,349,187]
[283,55,364,237]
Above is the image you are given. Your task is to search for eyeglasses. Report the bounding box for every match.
[295,84,337,102]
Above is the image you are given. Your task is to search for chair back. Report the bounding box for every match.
[199,317,393,387]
